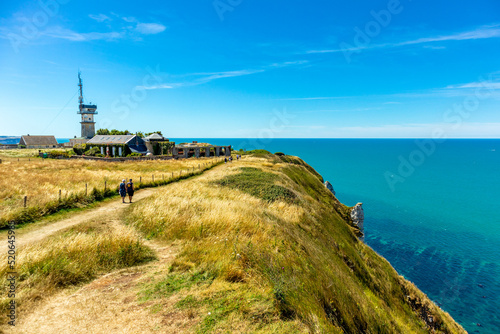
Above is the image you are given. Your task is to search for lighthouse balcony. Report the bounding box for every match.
[80,120,96,124]
[78,110,98,114]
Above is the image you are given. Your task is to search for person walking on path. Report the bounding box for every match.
[119,179,127,203]
[126,179,135,203]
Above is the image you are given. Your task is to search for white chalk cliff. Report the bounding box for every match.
[324,181,335,195]
[350,203,364,237]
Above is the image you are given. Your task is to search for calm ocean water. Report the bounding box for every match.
[172,138,499,334]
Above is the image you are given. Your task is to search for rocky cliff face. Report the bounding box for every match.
[350,203,364,237]
[325,181,364,237]
[324,181,335,195]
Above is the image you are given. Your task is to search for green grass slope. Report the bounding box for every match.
[129,154,466,333]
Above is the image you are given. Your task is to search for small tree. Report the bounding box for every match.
[145,131,163,136]
[96,129,110,135]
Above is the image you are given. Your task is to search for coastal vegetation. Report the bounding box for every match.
[128,153,465,333]
[0,151,466,332]
[0,210,156,327]
[0,154,221,227]
[0,148,74,158]
[95,128,163,138]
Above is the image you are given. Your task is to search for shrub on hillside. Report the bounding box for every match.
[241,149,272,156]
[215,167,296,203]
[85,147,100,156]
[48,150,69,159]
[73,143,87,155]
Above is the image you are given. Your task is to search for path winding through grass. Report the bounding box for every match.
[1,162,232,333]
[16,188,156,248]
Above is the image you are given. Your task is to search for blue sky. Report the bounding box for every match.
[0,0,499,138]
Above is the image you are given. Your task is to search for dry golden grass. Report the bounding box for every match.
[0,153,466,333]
[128,154,466,333]
[0,148,72,158]
[0,217,156,327]
[0,156,221,224]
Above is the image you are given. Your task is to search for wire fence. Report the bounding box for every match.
[6,158,225,212]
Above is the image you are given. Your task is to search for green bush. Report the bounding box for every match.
[85,147,100,156]
[274,152,285,156]
[127,152,142,157]
[215,167,296,203]
[73,143,87,155]
[242,149,272,157]
[48,150,69,159]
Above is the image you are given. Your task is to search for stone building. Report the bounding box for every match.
[144,133,166,154]
[19,135,59,148]
[86,135,148,156]
[173,142,231,158]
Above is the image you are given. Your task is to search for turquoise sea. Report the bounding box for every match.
[172,138,499,334]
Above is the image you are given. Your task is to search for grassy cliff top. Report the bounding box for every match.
[128,153,465,333]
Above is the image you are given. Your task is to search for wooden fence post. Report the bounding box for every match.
[24,196,27,208]
[171,172,173,178]
[152,175,154,182]
[105,181,107,190]
[59,189,61,201]
[140,176,142,183]
[85,183,88,196]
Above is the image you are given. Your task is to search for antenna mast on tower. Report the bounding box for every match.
[78,71,84,111]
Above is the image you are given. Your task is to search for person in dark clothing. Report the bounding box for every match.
[126,179,134,203]
[119,179,127,203]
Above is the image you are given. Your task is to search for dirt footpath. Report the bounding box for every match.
[16,188,156,248]
[9,237,183,334]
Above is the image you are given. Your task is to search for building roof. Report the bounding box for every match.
[20,135,58,146]
[177,142,213,148]
[144,133,164,140]
[87,135,136,144]
[86,135,149,154]
[129,144,149,154]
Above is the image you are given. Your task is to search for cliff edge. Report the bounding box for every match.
[128,153,466,333]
